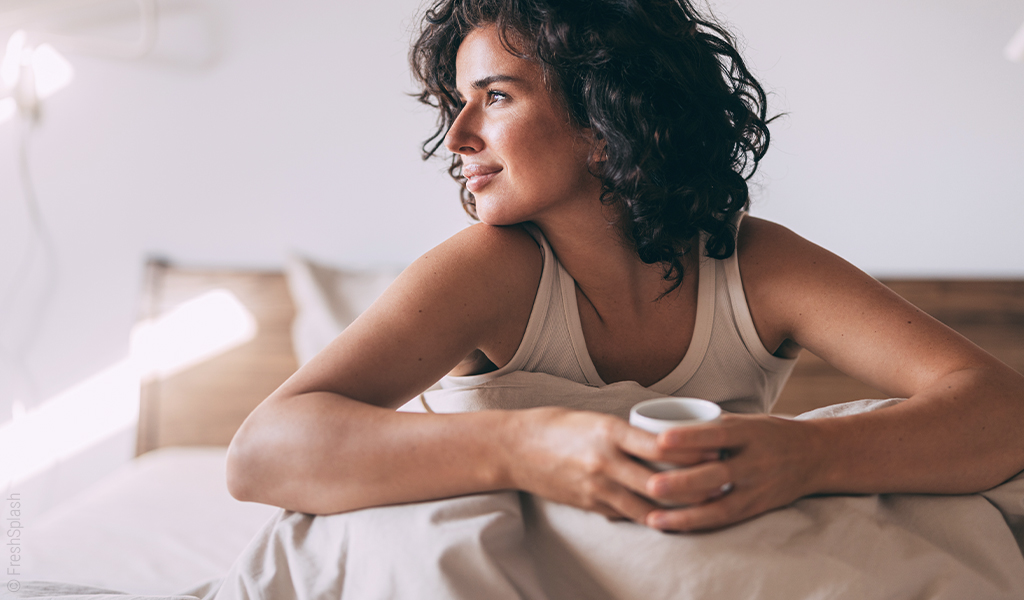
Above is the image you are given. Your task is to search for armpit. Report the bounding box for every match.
[448,349,500,377]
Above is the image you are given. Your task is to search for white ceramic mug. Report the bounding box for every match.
[629,397,721,471]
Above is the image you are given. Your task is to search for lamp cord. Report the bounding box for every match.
[0,115,58,411]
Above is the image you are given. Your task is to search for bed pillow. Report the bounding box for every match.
[284,253,402,365]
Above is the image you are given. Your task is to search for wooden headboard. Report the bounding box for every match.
[135,260,1024,455]
[135,260,299,455]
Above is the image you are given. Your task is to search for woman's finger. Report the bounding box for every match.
[618,422,716,467]
[646,461,733,505]
[593,501,626,520]
[598,482,658,524]
[604,451,659,497]
[615,423,660,460]
[646,488,751,532]
[657,415,750,452]
[652,448,721,468]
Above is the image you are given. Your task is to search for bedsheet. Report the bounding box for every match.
[7,372,1024,600]
[5,448,278,598]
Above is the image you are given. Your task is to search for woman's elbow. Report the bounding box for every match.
[224,392,291,503]
[225,433,259,502]
[225,405,283,504]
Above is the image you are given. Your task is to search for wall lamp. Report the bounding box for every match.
[0,30,74,125]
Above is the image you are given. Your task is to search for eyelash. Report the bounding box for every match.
[454,90,508,110]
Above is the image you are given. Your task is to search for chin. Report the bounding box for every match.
[477,213,524,227]
[473,212,520,226]
[473,197,528,227]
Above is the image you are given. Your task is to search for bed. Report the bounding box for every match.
[10,256,1024,599]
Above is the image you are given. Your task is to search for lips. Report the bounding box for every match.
[462,164,502,193]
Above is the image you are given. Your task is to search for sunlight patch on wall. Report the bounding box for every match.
[0,289,257,489]
[131,289,258,380]
[0,357,139,490]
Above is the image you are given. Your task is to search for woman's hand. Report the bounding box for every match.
[503,407,719,523]
[641,414,824,532]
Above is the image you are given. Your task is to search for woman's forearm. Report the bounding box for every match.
[807,364,1024,496]
[226,391,516,514]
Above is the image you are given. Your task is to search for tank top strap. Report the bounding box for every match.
[722,212,797,372]
[642,238,717,394]
[439,223,558,388]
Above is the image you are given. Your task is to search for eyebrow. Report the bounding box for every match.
[470,74,521,90]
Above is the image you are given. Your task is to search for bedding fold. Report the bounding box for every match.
[204,492,550,600]
[205,372,1024,600]
[9,371,1024,600]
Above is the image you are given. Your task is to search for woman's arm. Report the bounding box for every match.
[226,224,672,518]
[226,223,534,513]
[645,217,1024,531]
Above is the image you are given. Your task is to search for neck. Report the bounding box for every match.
[530,199,692,317]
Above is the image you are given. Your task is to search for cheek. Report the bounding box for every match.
[510,127,582,181]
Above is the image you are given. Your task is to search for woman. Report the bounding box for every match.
[225,0,1024,533]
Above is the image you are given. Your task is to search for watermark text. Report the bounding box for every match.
[5,493,21,593]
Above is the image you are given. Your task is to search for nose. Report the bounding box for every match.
[444,105,483,155]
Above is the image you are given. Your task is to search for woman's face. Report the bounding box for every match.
[445,26,603,226]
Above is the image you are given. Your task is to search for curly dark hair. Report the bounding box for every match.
[410,0,772,289]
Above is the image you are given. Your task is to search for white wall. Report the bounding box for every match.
[1,0,1022,513]
[721,0,1024,275]
[1,0,468,408]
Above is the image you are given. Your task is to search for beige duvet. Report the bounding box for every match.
[8,372,1023,600]
[204,372,1024,600]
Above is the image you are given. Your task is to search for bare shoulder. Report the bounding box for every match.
[415,222,543,285]
[738,214,885,294]
[399,222,544,324]
[736,216,993,397]
[736,215,891,317]
[733,217,811,357]
[735,216,848,277]
[278,223,542,407]
[736,216,891,352]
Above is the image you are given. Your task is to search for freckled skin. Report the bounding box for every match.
[445,27,603,227]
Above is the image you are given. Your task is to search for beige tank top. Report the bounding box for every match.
[440,215,797,414]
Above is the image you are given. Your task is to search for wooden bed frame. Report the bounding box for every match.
[135,259,1024,455]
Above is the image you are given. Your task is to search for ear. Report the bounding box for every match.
[593,138,608,163]
[582,128,608,163]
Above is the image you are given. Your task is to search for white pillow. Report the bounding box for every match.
[284,253,402,365]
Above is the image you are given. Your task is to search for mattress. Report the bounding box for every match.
[22,447,278,596]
